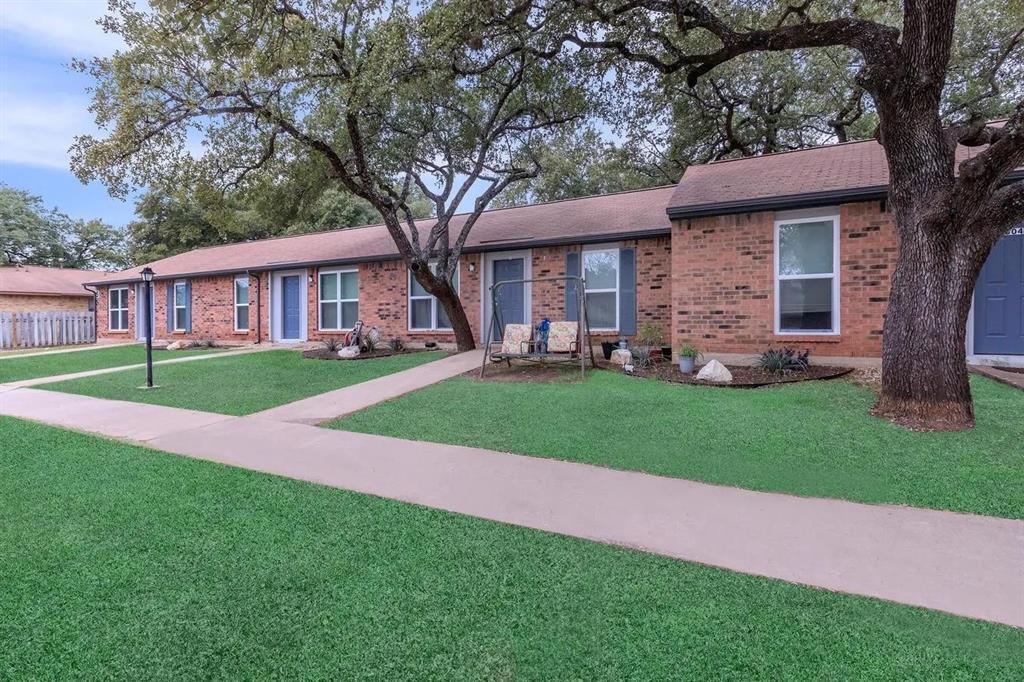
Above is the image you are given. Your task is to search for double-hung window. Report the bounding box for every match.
[109,287,129,331]
[409,263,458,331]
[775,216,840,333]
[319,269,359,330]
[173,281,188,332]
[234,275,250,332]
[583,249,619,331]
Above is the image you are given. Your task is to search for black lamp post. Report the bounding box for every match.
[140,267,155,388]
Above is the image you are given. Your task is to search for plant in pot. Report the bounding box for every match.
[601,340,617,360]
[637,322,664,360]
[678,344,702,374]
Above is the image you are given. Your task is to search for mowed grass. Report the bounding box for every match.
[0,344,221,383]
[330,371,1024,519]
[41,349,446,415]
[2,417,1021,680]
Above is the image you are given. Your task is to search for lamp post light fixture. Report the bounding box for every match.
[140,267,155,388]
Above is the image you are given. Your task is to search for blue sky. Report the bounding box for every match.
[0,0,139,227]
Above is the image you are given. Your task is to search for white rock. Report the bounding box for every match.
[610,348,632,366]
[338,346,361,359]
[696,358,733,383]
[166,340,184,351]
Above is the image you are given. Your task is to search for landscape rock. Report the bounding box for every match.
[337,346,361,359]
[696,359,733,383]
[610,348,632,366]
[166,341,184,351]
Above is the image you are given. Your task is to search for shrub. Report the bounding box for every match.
[757,347,810,374]
[388,337,404,352]
[363,334,378,353]
[631,346,653,368]
[678,343,702,360]
[321,336,344,353]
[637,322,663,347]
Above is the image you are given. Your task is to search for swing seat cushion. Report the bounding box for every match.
[501,324,532,355]
[547,321,578,353]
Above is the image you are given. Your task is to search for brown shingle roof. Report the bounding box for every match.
[667,137,1017,218]
[90,185,676,284]
[0,264,113,297]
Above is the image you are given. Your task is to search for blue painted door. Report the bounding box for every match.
[282,275,302,340]
[491,257,525,338]
[974,232,1024,355]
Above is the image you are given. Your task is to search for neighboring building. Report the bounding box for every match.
[0,264,107,313]
[86,137,1024,364]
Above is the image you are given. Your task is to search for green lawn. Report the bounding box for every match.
[41,349,446,415]
[0,344,220,383]
[2,417,1021,680]
[330,372,1024,519]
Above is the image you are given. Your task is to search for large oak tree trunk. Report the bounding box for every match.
[433,281,476,352]
[872,223,986,430]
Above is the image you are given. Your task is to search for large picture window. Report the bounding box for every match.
[319,269,358,330]
[775,216,839,333]
[583,249,619,331]
[409,263,458,331]
[234,275,250,332]
[173,281,188,332]
[108,287,129,331]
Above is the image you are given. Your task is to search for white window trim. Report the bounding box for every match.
[773,213,841,336]
[172,280,188,332]
[318,268,358,331]
[408,262,458,331]
[109,286,129,331]
[583,247,620,333]
[233,275,250,332]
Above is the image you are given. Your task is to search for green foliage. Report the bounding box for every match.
[321,336,345,353]
[677,343,701,359]
[637,322,664,347]
[0,184,126,269]
[756,347,811,374]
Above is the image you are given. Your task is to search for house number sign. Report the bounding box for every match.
[1008,226,1024,237]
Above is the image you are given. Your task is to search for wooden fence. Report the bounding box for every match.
[0,311,96,350]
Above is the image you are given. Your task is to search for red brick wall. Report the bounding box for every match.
[671,200,898,358]
[95,236,673,346]
[0,294,92,313]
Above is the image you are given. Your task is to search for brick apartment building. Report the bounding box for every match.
[88,137,1024,364]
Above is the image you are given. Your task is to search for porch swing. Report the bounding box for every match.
[479,275,596,379]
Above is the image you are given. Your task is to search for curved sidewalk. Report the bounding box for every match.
[2,386,1021,628]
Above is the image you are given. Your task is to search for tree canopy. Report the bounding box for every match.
[0,184,126,270]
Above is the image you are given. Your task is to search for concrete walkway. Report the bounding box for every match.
[1,386,1021,628]
[252,349,484,424]
[3,345,270,388]
[972,365,1024,391]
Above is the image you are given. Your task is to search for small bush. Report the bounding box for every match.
[631,346,653,369]
[637,322,663,347]
[321,336,345,353]
[388,337,404,352]
[757,347,810,374]
[202,337,217,348]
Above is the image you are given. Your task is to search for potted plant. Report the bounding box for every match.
[678,343,702,374]
[601,340,617,360]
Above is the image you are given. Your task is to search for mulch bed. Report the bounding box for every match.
[302,347,440,361]
[626,361,852,388]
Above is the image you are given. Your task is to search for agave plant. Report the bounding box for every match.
[756,347,810,374]
[321,336,344,352]
[388,337,404,352]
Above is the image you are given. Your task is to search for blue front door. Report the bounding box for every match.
[974,230,1024,355]
[491,257,526,338]
[282,275,302,340]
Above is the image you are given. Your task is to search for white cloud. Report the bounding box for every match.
[0,93,94,170]
[0,0,123,57]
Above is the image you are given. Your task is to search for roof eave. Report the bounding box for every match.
[665,186,889,220]
[84,226,673,286]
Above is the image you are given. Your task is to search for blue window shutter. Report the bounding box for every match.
[565,251,581,321]
[165,282,173,333]
[184,281,192,333]
[619,248,636,336]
